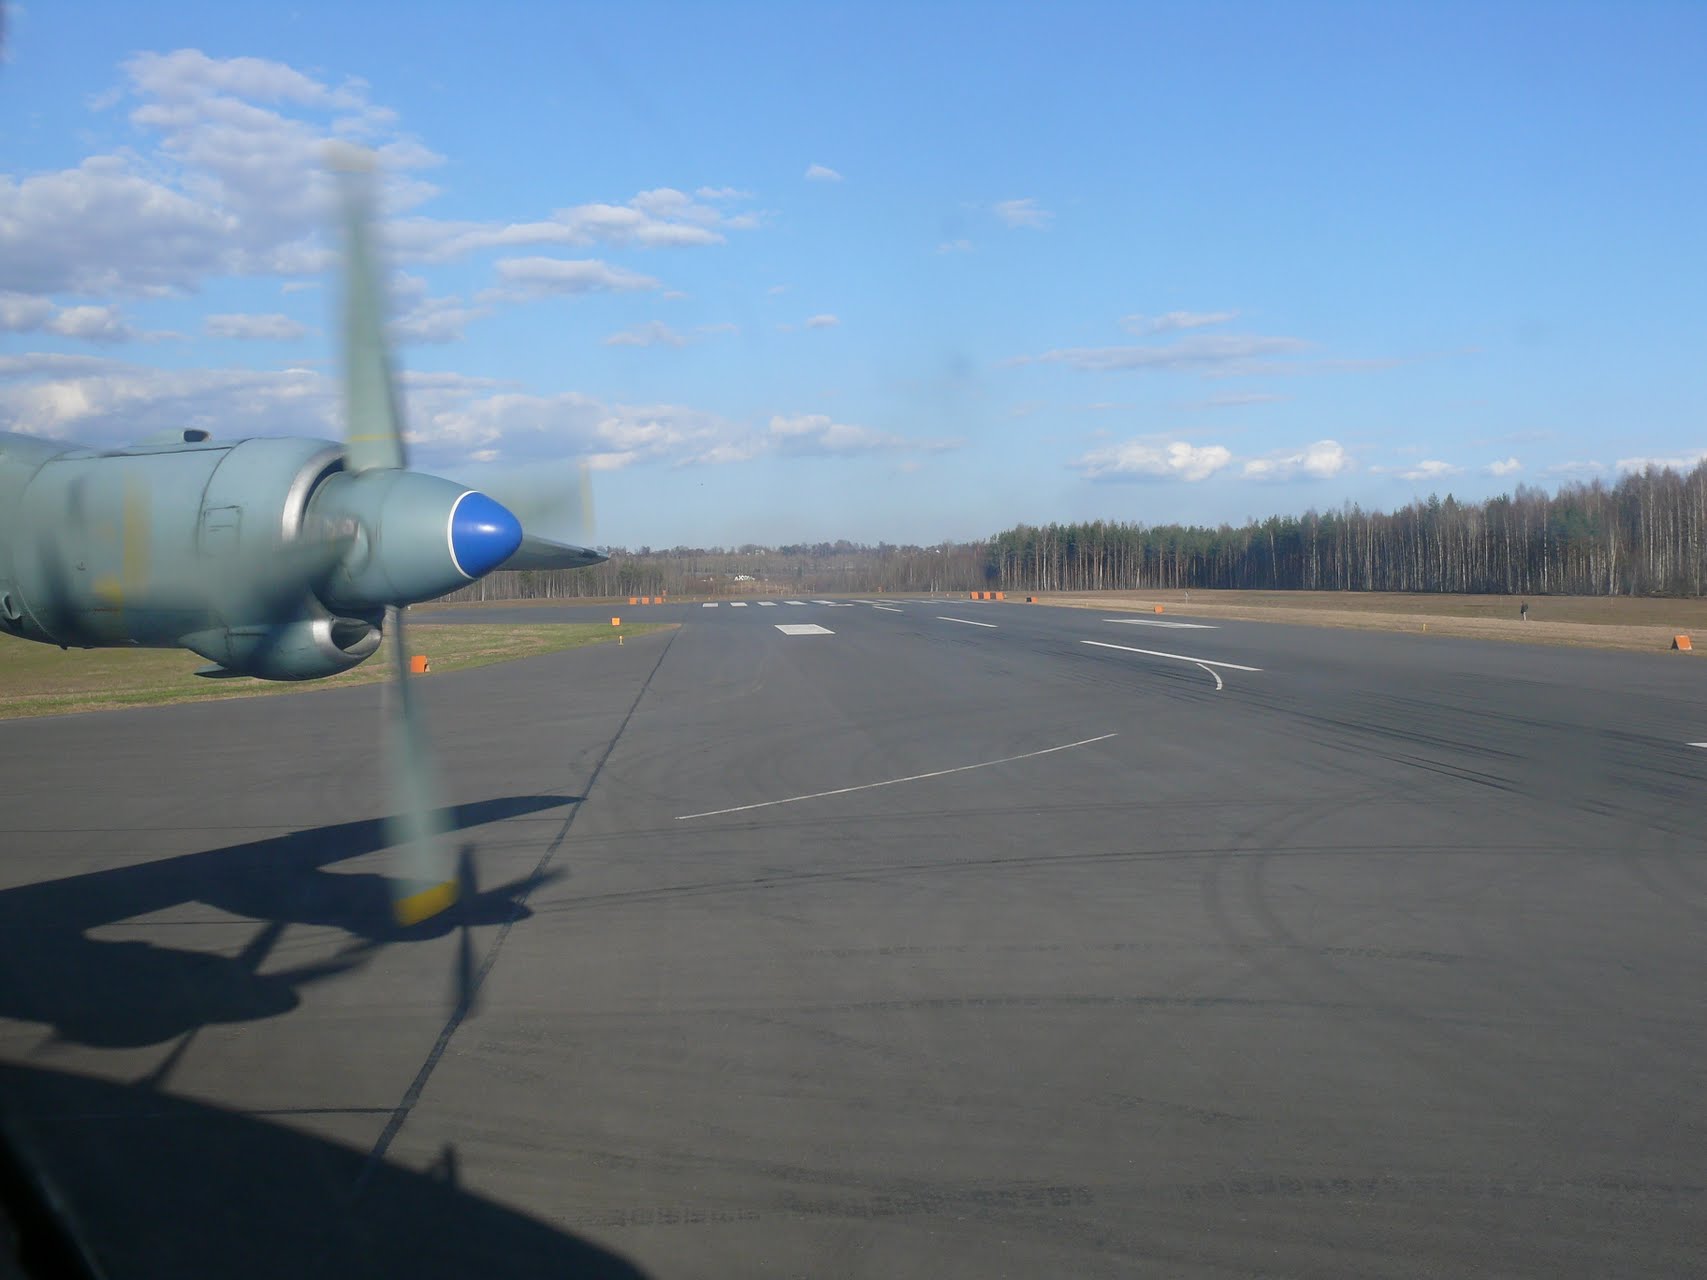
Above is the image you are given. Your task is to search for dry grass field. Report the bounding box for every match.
[0,621,671,720]
[1034,589,1706,654]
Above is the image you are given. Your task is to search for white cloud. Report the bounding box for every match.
[390,187,751,261]
[937,239,974,254]
[0,354,959,471]
[697,322,740,336]
[1543,460,1606,477]
[1380,459,1463,482]
[804,164,843,183]
[1242,439,1353,481]
[0,51,749,311]
[0,293,152,343]
[994,198,1052,229]
[487,257,661,299]
[803,313,840,329]
[0,51,443,300]
[1025,334,1308,374]
[1184,391,1286,409]
[204,312,309,341]
[767,413,959,457]
[1124,311,1238,335]
[694,186,752,200]
[1074,439,1233,482]
[1487,457,1522,476]
[1615,449,1707,473]
[604,320,688,348]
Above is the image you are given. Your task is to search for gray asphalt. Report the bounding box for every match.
[1,597,1704,1278]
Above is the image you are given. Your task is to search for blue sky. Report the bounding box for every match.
[2,2,1703,547]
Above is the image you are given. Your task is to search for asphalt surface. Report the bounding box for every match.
[1,596,1704,1278]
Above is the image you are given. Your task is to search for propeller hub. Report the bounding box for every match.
[449,491,522,580]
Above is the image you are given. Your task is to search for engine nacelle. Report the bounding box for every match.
[1,434,346,650]
[180,610,382,682]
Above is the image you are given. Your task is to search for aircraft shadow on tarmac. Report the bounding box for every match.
[0,795,575,1050]
[0,1060,648,1279]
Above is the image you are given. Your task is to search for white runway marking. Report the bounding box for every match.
[676,732,1120,821]
[1081,640,1261,672]
[1194,662,1225,691]
[730,602,748,607]
[1103,618,1218,630]
[874,605,903,612]
[785,600,807,606]
[701,602,718,608]
[775,623,834,636]
[758,601,778,606]
[938,616,997,628]
[811,599,835,605]
[1688,742,1707,749]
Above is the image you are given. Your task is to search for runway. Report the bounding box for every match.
[1,597,1703,1277]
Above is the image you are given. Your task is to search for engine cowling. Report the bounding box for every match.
[179,610,382,681]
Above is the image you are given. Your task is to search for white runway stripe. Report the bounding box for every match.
[676,733,1119,821]
[874,605,902,612]
[937,616,997,628]
[775,623,834,636]
[730,602,748,607]
[1103,618,1217,629]
[1081,640,1261,672]
[758,601,778,606]
[701,602,718,608]
[785,600,807,605]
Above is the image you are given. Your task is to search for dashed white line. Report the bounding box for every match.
[1103,618,1218,630]
[730,602,748,607]
[1081,640,1261,672]
[701,602,718,608]
[937,616,997,628]
[785,600,807,606]
[775,623,834,636]
[676,732,1119,821]
[874,605,902,612]
[758,601,778,607]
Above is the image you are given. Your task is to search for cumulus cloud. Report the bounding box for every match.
[1024,334,1308,374]
[1615,449,1707,473]
[604,320,689,348]
[0,50,753,310]
[1074,439,1234,482]
[1487,457,1522,476]
[0,293,163,344]
[803,313,840,329]
[804,164,843,182]
[994,198,1052,229]
[0,354,959,471]
[1242,439,1353,481]
[486,257,661,300]
[0,51,440,299]
[1123,311,1238,335]
[204,312,309,341]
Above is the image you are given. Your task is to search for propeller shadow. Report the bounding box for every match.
[0,795,576,1050]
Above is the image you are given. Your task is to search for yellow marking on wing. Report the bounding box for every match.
[394,879,459,926]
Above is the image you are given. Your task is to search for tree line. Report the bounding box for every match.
[446,462,1707,601]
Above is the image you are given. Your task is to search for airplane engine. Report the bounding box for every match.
[4,433,353,653]
[178,611,382,682]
